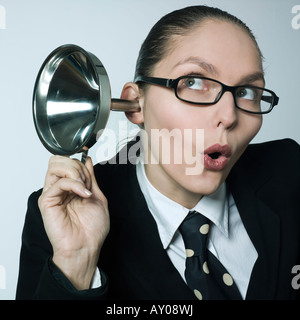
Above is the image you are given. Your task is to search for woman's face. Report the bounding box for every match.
[139,20,264,208]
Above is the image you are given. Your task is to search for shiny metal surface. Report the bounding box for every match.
[33,44,139,159]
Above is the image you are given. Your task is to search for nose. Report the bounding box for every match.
[214,91,238,130]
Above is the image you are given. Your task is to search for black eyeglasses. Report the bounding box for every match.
[135,75,279,114]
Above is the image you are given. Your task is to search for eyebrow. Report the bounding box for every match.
[174,57,218,77]
[174,57,265,86]
[239,72,265,86]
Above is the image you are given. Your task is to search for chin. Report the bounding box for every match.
[185,169,227,196]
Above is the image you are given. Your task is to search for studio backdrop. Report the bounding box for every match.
[0,0,299,299]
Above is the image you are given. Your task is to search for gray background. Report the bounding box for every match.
[0,0,299,299]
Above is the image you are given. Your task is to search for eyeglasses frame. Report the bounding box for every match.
[135,75,279,114]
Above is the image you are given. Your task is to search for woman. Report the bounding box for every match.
[16,5,300,300]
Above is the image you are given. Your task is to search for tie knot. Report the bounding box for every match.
[179,211,210,257]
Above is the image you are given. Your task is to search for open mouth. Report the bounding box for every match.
[208,152,222,160]
[204,144,231,170]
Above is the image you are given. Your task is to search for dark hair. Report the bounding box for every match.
[134,5,262,82]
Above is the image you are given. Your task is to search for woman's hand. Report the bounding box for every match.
[38,155,109,290]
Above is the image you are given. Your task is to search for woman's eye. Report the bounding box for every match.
[236,87,256,100]
[184,77,204,90]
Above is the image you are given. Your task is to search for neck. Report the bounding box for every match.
[144,163,203,209]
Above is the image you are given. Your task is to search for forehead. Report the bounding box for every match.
[155,20,263,82]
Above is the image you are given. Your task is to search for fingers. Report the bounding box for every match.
[45,177,92,199]
[85,157,107,202]
[44,156,92,193]
[39,176,92,209]
[40,155,108,212]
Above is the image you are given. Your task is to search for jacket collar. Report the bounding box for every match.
[101,159,195,299]
[227,152,281,299]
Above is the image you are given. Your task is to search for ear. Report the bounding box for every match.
[121,82,144,125]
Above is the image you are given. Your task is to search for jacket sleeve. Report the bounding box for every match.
[16,190,108,300]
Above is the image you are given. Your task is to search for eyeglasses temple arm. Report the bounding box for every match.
[262,94,279,106]
[135,76,175,88]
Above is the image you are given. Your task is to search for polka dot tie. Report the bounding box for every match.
[179,211,242,300]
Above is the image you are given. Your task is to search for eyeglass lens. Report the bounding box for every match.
[176,77,272,113]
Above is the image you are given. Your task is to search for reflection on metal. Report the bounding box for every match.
[33,44,139,160]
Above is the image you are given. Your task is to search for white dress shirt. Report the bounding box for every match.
[136,161,258,299]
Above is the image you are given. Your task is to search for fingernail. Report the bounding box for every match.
[84,189,92,196]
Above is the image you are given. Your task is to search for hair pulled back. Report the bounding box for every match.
[134,5,262,82]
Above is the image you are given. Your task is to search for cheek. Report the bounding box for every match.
[230,113,262,164]
[239,114,262,145]
[143,87,188,132]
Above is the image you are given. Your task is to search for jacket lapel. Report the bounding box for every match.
[227,156,281,300]
[125,163,195,299]
[123,195,195,299]
[100,159,195,299]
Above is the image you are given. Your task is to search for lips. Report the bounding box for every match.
[204,144,232,171]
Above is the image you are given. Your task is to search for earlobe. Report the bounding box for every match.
[121,82,144,125]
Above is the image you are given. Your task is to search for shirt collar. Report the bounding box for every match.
[136,161,229,250]
[192,182,229,238]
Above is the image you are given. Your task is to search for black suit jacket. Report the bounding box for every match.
[16,139,300,300]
